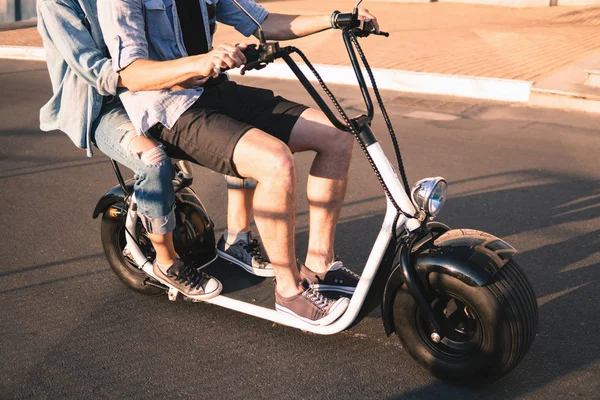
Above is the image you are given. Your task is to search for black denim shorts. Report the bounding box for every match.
[149,80,308,177]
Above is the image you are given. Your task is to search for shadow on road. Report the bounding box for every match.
[3,168,598,398]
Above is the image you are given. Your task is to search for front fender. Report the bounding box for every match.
[416,229,517,286]
[382,228,517,336]
[92,181,134,219]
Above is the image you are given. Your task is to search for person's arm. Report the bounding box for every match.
[98,0,245,92]
[260,9,379,41]
[38,0,120,96]
[216,0,378,41]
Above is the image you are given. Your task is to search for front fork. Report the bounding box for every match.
[381,222,451,340]
[398,227,446,342]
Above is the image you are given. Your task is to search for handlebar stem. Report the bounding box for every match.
[342,29,374,121]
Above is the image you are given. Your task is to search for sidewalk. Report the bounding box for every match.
[2,1,600,111]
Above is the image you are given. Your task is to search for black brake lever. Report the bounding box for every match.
[239,41,284,75]
[353,20,390,38]
[240,60,267,75]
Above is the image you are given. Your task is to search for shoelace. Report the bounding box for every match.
[302,287,332,311]
[340,266,360,280]
[244,239,268,266]
[171,265,209,290]
[334,256,360,280]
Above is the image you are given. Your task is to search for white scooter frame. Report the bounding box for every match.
[124,142,422,335]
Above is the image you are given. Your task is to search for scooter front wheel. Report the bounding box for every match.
[393,260,538,383]
[100,212,163,296]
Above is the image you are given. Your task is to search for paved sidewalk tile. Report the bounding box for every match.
[2,1,600,83]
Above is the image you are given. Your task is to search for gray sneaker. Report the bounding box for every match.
[275,280,349,326]
[153,259,222,300]
[216,234,275,277]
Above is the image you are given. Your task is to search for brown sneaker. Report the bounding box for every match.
[153,259,222,300]
[300,258,360,295]
[275,280,349,326]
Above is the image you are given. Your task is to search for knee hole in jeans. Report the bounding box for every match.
[117,125,167,167]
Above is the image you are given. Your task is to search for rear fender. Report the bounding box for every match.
[92,181,134,219]
[382,228,517,336]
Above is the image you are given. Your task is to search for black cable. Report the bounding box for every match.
[348,31,411,196]
[286,46,407,222]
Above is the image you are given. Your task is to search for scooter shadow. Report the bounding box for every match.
[203,257,275,302]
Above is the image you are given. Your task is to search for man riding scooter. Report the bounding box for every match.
[98,0,380,325]
[37,0,273,300]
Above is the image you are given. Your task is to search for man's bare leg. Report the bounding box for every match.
[287,109,354,274]
[232,128,302,297]
[227,187,253,234]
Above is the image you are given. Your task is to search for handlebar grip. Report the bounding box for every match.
[335,12,360,29]
[242,44,260,64]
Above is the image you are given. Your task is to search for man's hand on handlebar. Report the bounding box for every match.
[195,43,248,78]
[355,7,379,34]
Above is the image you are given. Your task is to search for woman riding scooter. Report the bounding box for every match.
[36,0,272,300]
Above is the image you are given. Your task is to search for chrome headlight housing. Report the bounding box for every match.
[411,177,447,217]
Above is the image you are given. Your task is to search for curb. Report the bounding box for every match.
[0,44,535,104]
[227,62,533,103]
[529,88,600,114]
[0,45,45,61]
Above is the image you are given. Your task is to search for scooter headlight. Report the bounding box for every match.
[411,177,447,217]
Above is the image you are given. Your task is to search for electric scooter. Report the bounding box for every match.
[93,0,538,383]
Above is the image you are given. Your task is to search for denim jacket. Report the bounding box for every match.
[37,0,120,156]
[98,0,268,134]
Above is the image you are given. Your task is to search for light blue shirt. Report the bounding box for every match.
[97,0,269,134]
[37,0,120,156]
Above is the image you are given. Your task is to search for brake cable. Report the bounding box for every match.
[346,30,413,248]
[347,30,411,196]
[280,36,416,242]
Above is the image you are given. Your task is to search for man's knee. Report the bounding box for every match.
[291,109,354,156]
[266,149,295,183]
[337,128,354,155]
[234,129,296,186]
[319,124,354,158]
[248,148,295,191]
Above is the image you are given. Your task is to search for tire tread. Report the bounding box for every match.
[485,260,537,376]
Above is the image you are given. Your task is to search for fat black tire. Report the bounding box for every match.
[393,260,538,383]
[100,212,163,296]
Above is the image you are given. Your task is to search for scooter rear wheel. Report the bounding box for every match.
[100,211,163,296]
[393,260,538,383]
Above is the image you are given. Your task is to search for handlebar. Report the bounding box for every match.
[334,12,389,37]
[237,13,389,130]
[355,20,389,38]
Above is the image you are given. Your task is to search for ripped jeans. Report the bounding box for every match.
[92,100,176,235]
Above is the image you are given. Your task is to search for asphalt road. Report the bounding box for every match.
[0,59,599,399]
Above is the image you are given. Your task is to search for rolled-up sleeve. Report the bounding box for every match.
[97,0,149,72]
[216,0,269,37]
[38,0,119,96]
